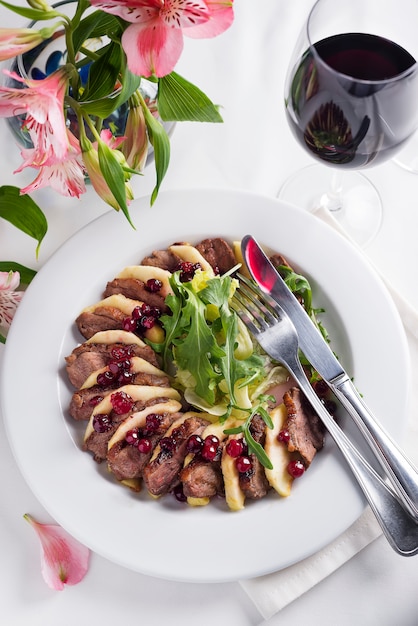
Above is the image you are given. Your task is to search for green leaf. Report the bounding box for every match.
[72,11,123,53]
[158,72,223,123]
[0,186,47,258]
[80,41,122,103]
[97,141,133,227]
[0,262,36,285]
[140,96,170,205]
[0,0,60,21]
[0,333,6,345]
[80,65,140,118]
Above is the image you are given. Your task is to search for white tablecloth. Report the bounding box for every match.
[1,1,418,624]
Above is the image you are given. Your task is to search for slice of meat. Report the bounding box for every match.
[75,306,128,339]
[107,410,182,481]
[69,371,171,421]
[180,448,224,499]
[143,414,211,496]
[195,238,236,275]
[103,278,169,313]
[141,248,182,272]
[269,253,292,270]
[65,342,160,388]
[283,387,325,467]
[84,396,176,462]
[238,414,270,499]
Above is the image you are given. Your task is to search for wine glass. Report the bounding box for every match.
[279,0,418,246]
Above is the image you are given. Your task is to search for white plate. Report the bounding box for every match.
[1,188,409,582]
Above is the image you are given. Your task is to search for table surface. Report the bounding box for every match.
[1,1,418,625]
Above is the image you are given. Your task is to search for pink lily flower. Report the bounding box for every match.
[89,0,234,77]
[24,514,90,591]
[0,271,23,330]
[0,27,49,62]
[15,130,87,198]
[0,67,70,162]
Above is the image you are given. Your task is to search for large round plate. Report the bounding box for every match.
[1,188,409,582]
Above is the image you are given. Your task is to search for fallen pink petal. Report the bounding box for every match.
[24,514,90,590]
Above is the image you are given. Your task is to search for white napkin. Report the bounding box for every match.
[240,206,418,620]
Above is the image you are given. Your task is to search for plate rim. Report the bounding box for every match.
[0,187,410,582]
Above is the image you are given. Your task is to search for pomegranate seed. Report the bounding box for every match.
[235,455,253,473]
[143,413,162,434]
[287,459,306,478]
[178,261,201,282]
[125,429,139,445]
[226,438,245,458]
[139,316,156,329]
[96,370,115,387]
[117,370,133,385]
[186,434,204,453]
[123,317,137,332]
[201,436,220,461]
[277,429,290,444]
[146,278,163,293]
[110,391,134,415]
[131,306,142,320]
[205,434,220,446]
[136,437,152,454]
[108,362,120,375]
[159,437,175,452]
[173,484,187,502]
[93,413,113,433]
[88,395,104,407]
[111,345,133,361]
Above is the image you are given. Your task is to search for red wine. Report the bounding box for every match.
[286,33,418,167]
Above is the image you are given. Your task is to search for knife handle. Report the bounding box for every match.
[333,376,418,521]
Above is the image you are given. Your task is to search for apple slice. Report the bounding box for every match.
[264,403,293,497]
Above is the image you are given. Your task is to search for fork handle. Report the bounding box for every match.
[332,375,418,522]
[283,354,418,556]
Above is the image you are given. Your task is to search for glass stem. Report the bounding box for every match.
[321,171,343,213]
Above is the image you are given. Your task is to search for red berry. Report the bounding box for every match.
[186,434,204,453]
[136,437,152,454]
[88,395,104,407]
[110,391,134,415]
[143,413,161,434]
[92,413,113,433]
[125,429,139,445]
[277,429,290,444]
[226,438,245,458]
[201,435,220,461]
[159,437,175,453]
[146,278,163,293]
[123,317,137,332]
[287,459,305,478]
[235,455,253,473]
[173,484,187,502]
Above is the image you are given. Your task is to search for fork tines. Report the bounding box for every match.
[232,273,280,333]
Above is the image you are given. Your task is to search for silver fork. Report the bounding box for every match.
[232,278,418,556]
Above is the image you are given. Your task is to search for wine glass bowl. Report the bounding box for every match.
[280,0,418,246]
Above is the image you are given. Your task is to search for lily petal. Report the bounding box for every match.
[24,514,90,591]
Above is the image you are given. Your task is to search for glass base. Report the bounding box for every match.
[278,165,383,248]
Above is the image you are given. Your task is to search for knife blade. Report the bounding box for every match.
[241,234,418,521]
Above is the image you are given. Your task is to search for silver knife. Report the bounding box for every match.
[241,234,418,521]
